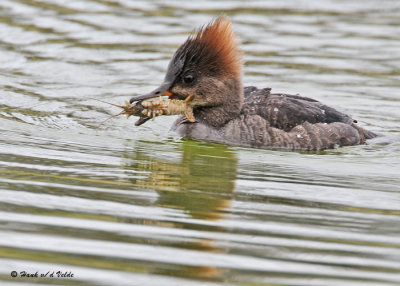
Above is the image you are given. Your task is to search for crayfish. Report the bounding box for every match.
[94,94,195,127]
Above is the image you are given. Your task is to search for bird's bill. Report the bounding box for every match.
[129,81,173,103]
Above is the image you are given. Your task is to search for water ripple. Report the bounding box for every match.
[0,1,399,285]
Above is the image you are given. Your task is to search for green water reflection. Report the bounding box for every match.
[124,141,236,221]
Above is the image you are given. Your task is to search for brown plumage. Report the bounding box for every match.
[172,16,242,80]
[130,16,378,151]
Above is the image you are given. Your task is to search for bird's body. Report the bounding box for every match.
[130,16,377,150]
[172,86,376,150]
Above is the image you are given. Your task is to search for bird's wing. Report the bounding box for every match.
[243,87,354,131]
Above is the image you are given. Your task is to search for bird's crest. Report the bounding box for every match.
[173,16,242,78]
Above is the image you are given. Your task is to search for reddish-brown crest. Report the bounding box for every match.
[194,16,242,77]
[171,16,242,79]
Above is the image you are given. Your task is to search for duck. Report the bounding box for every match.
[129,16,377,151]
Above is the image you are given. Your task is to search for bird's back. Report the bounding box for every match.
[242,86,355,129]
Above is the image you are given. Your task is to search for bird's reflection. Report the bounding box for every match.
[124,140,237,220]
[123,140,238,280]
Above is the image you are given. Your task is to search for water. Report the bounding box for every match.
[1,0,400,285]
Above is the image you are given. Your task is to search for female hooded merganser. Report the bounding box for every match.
[129,16,377,150]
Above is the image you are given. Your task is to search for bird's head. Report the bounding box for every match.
[130,16,243,127]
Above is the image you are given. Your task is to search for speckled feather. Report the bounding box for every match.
[171,86,377,151]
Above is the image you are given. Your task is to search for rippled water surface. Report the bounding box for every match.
[1,1,400,285]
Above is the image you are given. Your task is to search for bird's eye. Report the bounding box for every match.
[183,74,194,84]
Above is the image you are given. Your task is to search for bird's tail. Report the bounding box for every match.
[352,123,378,143]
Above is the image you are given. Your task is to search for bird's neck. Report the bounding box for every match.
[194,78,243,127]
